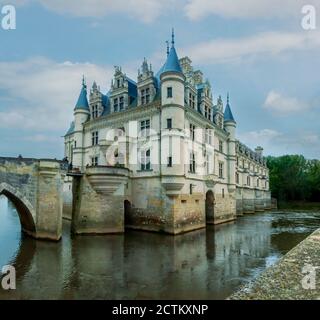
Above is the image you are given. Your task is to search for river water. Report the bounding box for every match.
[0,194,320,300]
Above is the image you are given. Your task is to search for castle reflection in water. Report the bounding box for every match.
[0,195,318,300]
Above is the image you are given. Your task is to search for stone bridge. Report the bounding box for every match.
[0,157,67,241]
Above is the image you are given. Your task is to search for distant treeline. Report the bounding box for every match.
[267,155,320,203]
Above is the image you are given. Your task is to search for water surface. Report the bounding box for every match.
[1,194,319,300]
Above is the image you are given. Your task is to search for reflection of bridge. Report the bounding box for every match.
[0,157,67,240]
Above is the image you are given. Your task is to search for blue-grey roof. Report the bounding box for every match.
[65,121,75,136]
[224,102,236,123]
[126,77,138,98]
[101,91,111,116]
[75,84,89,111]
[155,63,165,88]
[161,46,182,75]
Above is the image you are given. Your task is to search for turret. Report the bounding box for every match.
[224,93,237,191]
[160,30,185,175]
[73,77,90,169]
[224,93,236,139]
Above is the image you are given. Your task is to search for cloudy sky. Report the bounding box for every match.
[0,0,319,159]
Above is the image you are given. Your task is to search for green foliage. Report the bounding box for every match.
[267,155,320,202]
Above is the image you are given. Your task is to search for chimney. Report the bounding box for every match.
[255,146,263,157]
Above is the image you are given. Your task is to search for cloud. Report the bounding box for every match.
[184,0,319,21]
[181,31,320,65]
[263,91,310,115]
[0,57,113,131]
[238,129,320,158]
[0,0,175,24]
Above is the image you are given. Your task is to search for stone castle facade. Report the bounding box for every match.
[64,33,271,235]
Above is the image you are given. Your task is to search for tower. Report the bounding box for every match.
[160,30,185,175]
[224,93,237,192]
[73,76,90,169]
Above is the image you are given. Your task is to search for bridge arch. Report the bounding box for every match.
[0,182,36,236]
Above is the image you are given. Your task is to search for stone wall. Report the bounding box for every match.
[71,166,129,235]
[0,157,65,241]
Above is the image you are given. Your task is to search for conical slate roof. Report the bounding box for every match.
[75,79,89,111]
[224,95,236,123]
[161,46,182,74]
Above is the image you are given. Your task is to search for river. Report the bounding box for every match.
[0,194,320,300]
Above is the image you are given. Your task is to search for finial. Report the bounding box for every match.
[82,75,87,89]
[227,92,230,104]
[166,40,169,56]
[171,28,175,47]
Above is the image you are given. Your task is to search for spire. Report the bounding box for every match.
[224,93,236,123]
[166,41,169,56]
[161,30,182,75]
[171,28,175,47]
[75,77,89,111]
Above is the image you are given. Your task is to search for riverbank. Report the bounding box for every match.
[229,228,320,300]
[278,201,320,212]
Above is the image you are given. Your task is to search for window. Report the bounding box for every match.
[190,124,195,141]
[205,129,212,145]
[219,140,223,153]
[247,176,251,186]
[91,156,98,166]
[140,149,151,171]
[206,154,210,175]
[167,156,172,167]
[236,172,239,184]
[205,105,211,119]
[219,162,224,179]
[113,98,118,112]
[257,179,260,187]
[119,96,124,111]
[145,88,150,104]
[189,153,196,173]
[141,88,150,105]
[167,118,172,129]
[140,119,150,137]
[91,131,99,146]
[167,87,173,98]
[189,93,195,109]
[117,79,120,88]
[222,188,225,198]
[74,140,77,148]
[92,104,98,118]
[189,184,193,195]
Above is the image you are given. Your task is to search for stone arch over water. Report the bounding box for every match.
[0,182,36,237]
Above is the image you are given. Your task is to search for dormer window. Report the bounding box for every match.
[141,88,151,105]
[189,93,195,109]
[119,96,124,111]
[167,87,173,98]
[91,104,98,119]
[117,79,121,88]
[114,98,118,112]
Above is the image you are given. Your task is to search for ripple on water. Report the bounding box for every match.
[1,201,320,300]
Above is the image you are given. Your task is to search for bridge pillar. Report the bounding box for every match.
[71,166,129,235]
[35,161,65,241]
